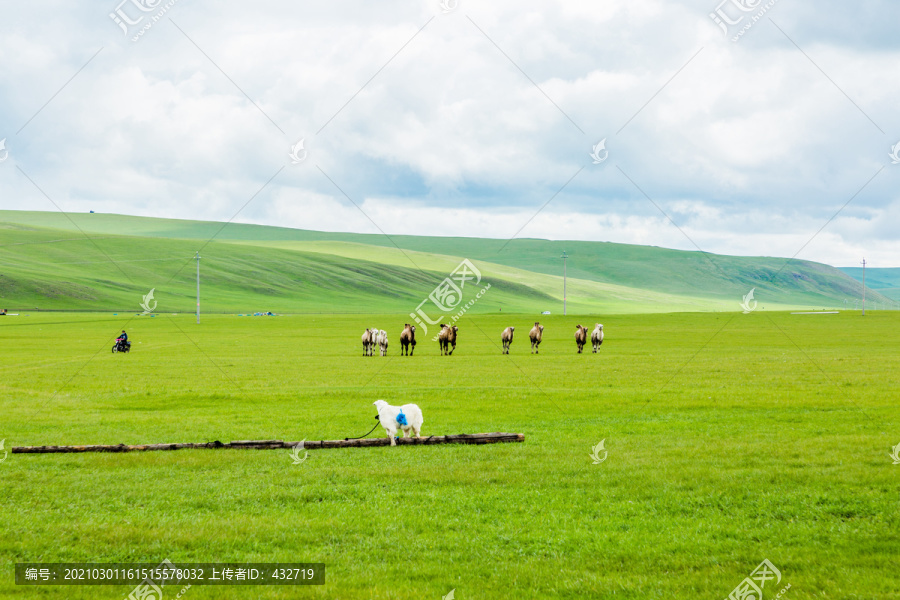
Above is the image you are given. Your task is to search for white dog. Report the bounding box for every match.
[373,400,424,446]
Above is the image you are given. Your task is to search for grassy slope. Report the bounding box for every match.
[0,312,897,599]
[227,239,751,313]
[0,211,890,313]
[0,224,559,313]
[839,267,900,301]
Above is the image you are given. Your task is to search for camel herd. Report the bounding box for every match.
[361,322,604,356]
[361,327,389,356]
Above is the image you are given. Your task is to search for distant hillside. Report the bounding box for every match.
[839,267,900,301]
[0,223,560,313]
[0,211,889,314]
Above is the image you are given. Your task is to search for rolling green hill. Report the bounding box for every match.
[839,267,900,301]
[0,210,889,314]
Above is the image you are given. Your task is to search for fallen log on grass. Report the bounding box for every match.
[12,433,524,454]
[305,432,524,450]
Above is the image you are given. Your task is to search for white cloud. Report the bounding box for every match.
[1,0,899,266]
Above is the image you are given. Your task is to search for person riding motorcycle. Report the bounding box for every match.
[115,330,129,351]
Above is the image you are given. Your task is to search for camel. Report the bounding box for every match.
[575,324,588,354]
[400,324,417,356]
[529,322,544,354]
[438,324,459,356]
[501,326,515,354]
[591,323,604,353]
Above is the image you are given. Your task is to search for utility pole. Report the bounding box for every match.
[861,257,866,316]
[561,250,568,316]
[196,251,201,324]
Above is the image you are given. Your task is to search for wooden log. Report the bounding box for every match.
[11,433,523,454]
[11,441,227,454]
[228,440,287,449]
[305,433,525,450]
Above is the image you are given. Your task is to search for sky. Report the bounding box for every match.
[1,0,899,267]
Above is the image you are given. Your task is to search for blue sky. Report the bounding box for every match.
[1,0,899,266]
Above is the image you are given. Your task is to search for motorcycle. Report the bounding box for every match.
[112,338,132,353]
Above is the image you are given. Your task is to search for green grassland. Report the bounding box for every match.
[0,211,890,314]
[1,211,897,598]
[0,222,553,314]
[1,311,898,599]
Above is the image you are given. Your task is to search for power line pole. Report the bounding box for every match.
[861,257,866,316]
[196,251,201,324]
[561,250,568,316]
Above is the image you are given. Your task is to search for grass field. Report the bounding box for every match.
[1,310,898,599]
[1,210,890,314]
